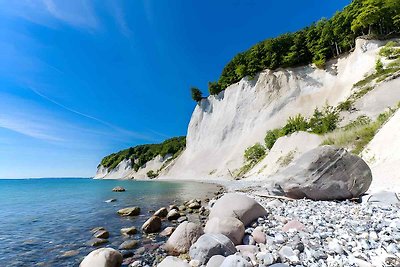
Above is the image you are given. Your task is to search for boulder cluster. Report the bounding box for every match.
[79,147,398,267]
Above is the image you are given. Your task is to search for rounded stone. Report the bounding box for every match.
[118,240,139,250]
[112,186,125,192]
[220,254,252,267]
[80,248,123,267]
[117,207,140,216]
[165,222,203,255]
[209,193,267,226]
[120,226,137,236]
[189,233,236,265]
[204,217,245,245]
[154,207,168,217]
[141,216,162,233]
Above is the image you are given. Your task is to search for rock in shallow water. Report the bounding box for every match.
[112,186,125,192]
[167,209,181,220]
[273,146,372,200]
[120,226,137,236]
[141,216,162,233]
[93,229,109,239]
[154,207,168,217]
[117,207,140,216]
[87,238,108,247]
[80,248,122,267]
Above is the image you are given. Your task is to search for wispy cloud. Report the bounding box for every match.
[0,113,63,142]
[28,87,153,141]
[0,0,99,31]
[42,0,99,30]
[110,2,133,38]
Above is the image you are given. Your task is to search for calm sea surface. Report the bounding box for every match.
[0,178,219,266]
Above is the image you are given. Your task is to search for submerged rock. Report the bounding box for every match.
[87,238,108,247]
[61,250,80,257]
[274,146,372,200]
[120,226,137,236]
[93,229,109,239]
[80,248,122,267]
[117,207,140,216]
[141,216,162,233]
[165,222,203,254]
[209,193,267,226]
[112,186,125,192]
[105,198,117,203]
[90,227,106,233]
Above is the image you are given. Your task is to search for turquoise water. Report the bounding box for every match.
[0,178,219,266]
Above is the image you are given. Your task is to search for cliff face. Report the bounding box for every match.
[97,38,400,185]
[94,154,172,179]
[163,39,386,179]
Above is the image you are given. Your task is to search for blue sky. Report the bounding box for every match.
[0,0,350,178]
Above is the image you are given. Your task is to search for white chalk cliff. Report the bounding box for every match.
[163,39,398,180]
[97,38,400,192]
[95,154,172,179]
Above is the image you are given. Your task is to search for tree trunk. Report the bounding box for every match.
[335,42,340,56]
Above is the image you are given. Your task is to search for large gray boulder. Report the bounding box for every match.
[165,222,203,254]
[157,256,190,267]
[209,193,267,226]
[274,146,372,200]
[80,248,123,267]
[204,217,245,245]
[189,233,237,265]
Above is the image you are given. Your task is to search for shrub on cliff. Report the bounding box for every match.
[147,170,158,179]
[281,114,309,135]
[208,81,222,95]
[264,129,284,150]
[375,59,384,73]
[309,106,339,134]
[191,87,203,102]
[244,143,266,165]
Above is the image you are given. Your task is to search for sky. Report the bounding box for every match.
[0,0,350,178]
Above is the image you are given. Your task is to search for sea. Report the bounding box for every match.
[0,178,220,266]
